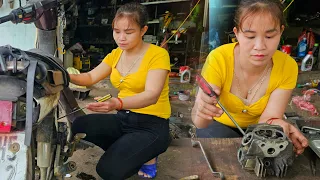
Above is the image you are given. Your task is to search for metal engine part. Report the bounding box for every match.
[237,124,294,178]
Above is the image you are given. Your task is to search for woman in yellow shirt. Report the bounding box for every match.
[70,2,170,179]
[192,0,308,155]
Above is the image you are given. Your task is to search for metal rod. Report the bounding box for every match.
[57,107,86,120]
[57,94,112,120]
[191,140,225,179]
[217,101,245,136]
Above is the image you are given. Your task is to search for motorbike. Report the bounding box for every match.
[0,0,90,179]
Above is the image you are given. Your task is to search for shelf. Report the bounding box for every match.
[79,41,115,45]
[78,24,112,28]
[147,19,160,24]
[141,0,190,5]
[170,50,185,54]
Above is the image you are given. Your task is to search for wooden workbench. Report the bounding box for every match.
[129,138,320,180]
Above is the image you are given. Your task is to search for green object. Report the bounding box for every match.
[297,83,311,88]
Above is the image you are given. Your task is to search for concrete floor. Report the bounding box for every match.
[65,79,195,180]
[64,71,320,180]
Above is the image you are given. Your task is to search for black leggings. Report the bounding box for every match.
[196,120,245,138]
[71,110,170,180]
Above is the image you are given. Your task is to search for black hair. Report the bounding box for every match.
[112,2,149,28]
[234,0,286,31]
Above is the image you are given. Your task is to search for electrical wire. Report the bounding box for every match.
[160,0,201,47]
[283,0,294,12]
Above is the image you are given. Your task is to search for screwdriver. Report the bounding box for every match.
[195,74,245,136]
[57,94,112,120]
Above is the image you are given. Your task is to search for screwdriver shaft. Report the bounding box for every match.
[57,94,112,120]
[217,101,245,136]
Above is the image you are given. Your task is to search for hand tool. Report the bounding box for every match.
[191,139,225,179]
[57,94,112,120]
[179,175,199,180]
[195,74,245,136]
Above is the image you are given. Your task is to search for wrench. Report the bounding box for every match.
[6,165,15,180]
[191,139,225,179]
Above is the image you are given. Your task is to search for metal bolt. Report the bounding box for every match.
[9,143,20,153]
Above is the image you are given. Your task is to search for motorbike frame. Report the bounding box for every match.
[0,0,87,179]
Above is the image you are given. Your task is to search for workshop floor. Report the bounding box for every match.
[66,79,195,180]
[66,71,320,180]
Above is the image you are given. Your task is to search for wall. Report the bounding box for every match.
[0,0,36,50]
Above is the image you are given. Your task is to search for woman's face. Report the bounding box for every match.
[234,13,284,67]
[113,17,147,50]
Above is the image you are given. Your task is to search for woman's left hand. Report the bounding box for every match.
[86,97,120,112]
[271,119,308,155]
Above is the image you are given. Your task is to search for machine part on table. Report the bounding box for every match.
[237,124,294,178]
[301,126,320,158]
[191,139,225,179]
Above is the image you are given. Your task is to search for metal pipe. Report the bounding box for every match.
[217,101,245,136]
[191,140,225,179]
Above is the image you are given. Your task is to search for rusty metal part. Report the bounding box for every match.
[54,161,77,177]
[302,126,320,158]
[301,126,320,176]
[237,124,294,178]
[191,139,225,179]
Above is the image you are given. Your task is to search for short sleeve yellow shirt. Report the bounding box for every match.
[102,44,171,119]
[202,43,298,128]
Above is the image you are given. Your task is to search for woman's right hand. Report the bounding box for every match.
[194,88,224,120]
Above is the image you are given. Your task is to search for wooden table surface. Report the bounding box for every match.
[130,138,320,180]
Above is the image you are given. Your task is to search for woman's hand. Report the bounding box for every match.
[194,88,224,121]
[85,97,120,113]
[271,119,308,155]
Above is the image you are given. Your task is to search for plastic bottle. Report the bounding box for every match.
[297,37,307,58]
[180,69,191,83]
[301,51,314,71]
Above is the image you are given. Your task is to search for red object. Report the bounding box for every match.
[266,118,279,125]
[179,66,190,74]
[195,74,217,98]
[116,98,123,110]
[297,28,315,50]
[169,72,178,77]
[292,96,319,116]
[0,101,13,133]
[281,45,292,55]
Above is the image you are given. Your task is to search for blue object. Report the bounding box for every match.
[297,37,307,58]
[138,157,158,179]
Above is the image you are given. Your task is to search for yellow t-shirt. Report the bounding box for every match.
[202,43,298,128]
[102,44,171,119]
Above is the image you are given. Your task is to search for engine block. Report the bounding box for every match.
[237,124,295,177]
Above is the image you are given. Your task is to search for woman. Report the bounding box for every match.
[192,0,308,155]
[70,2,171,179]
